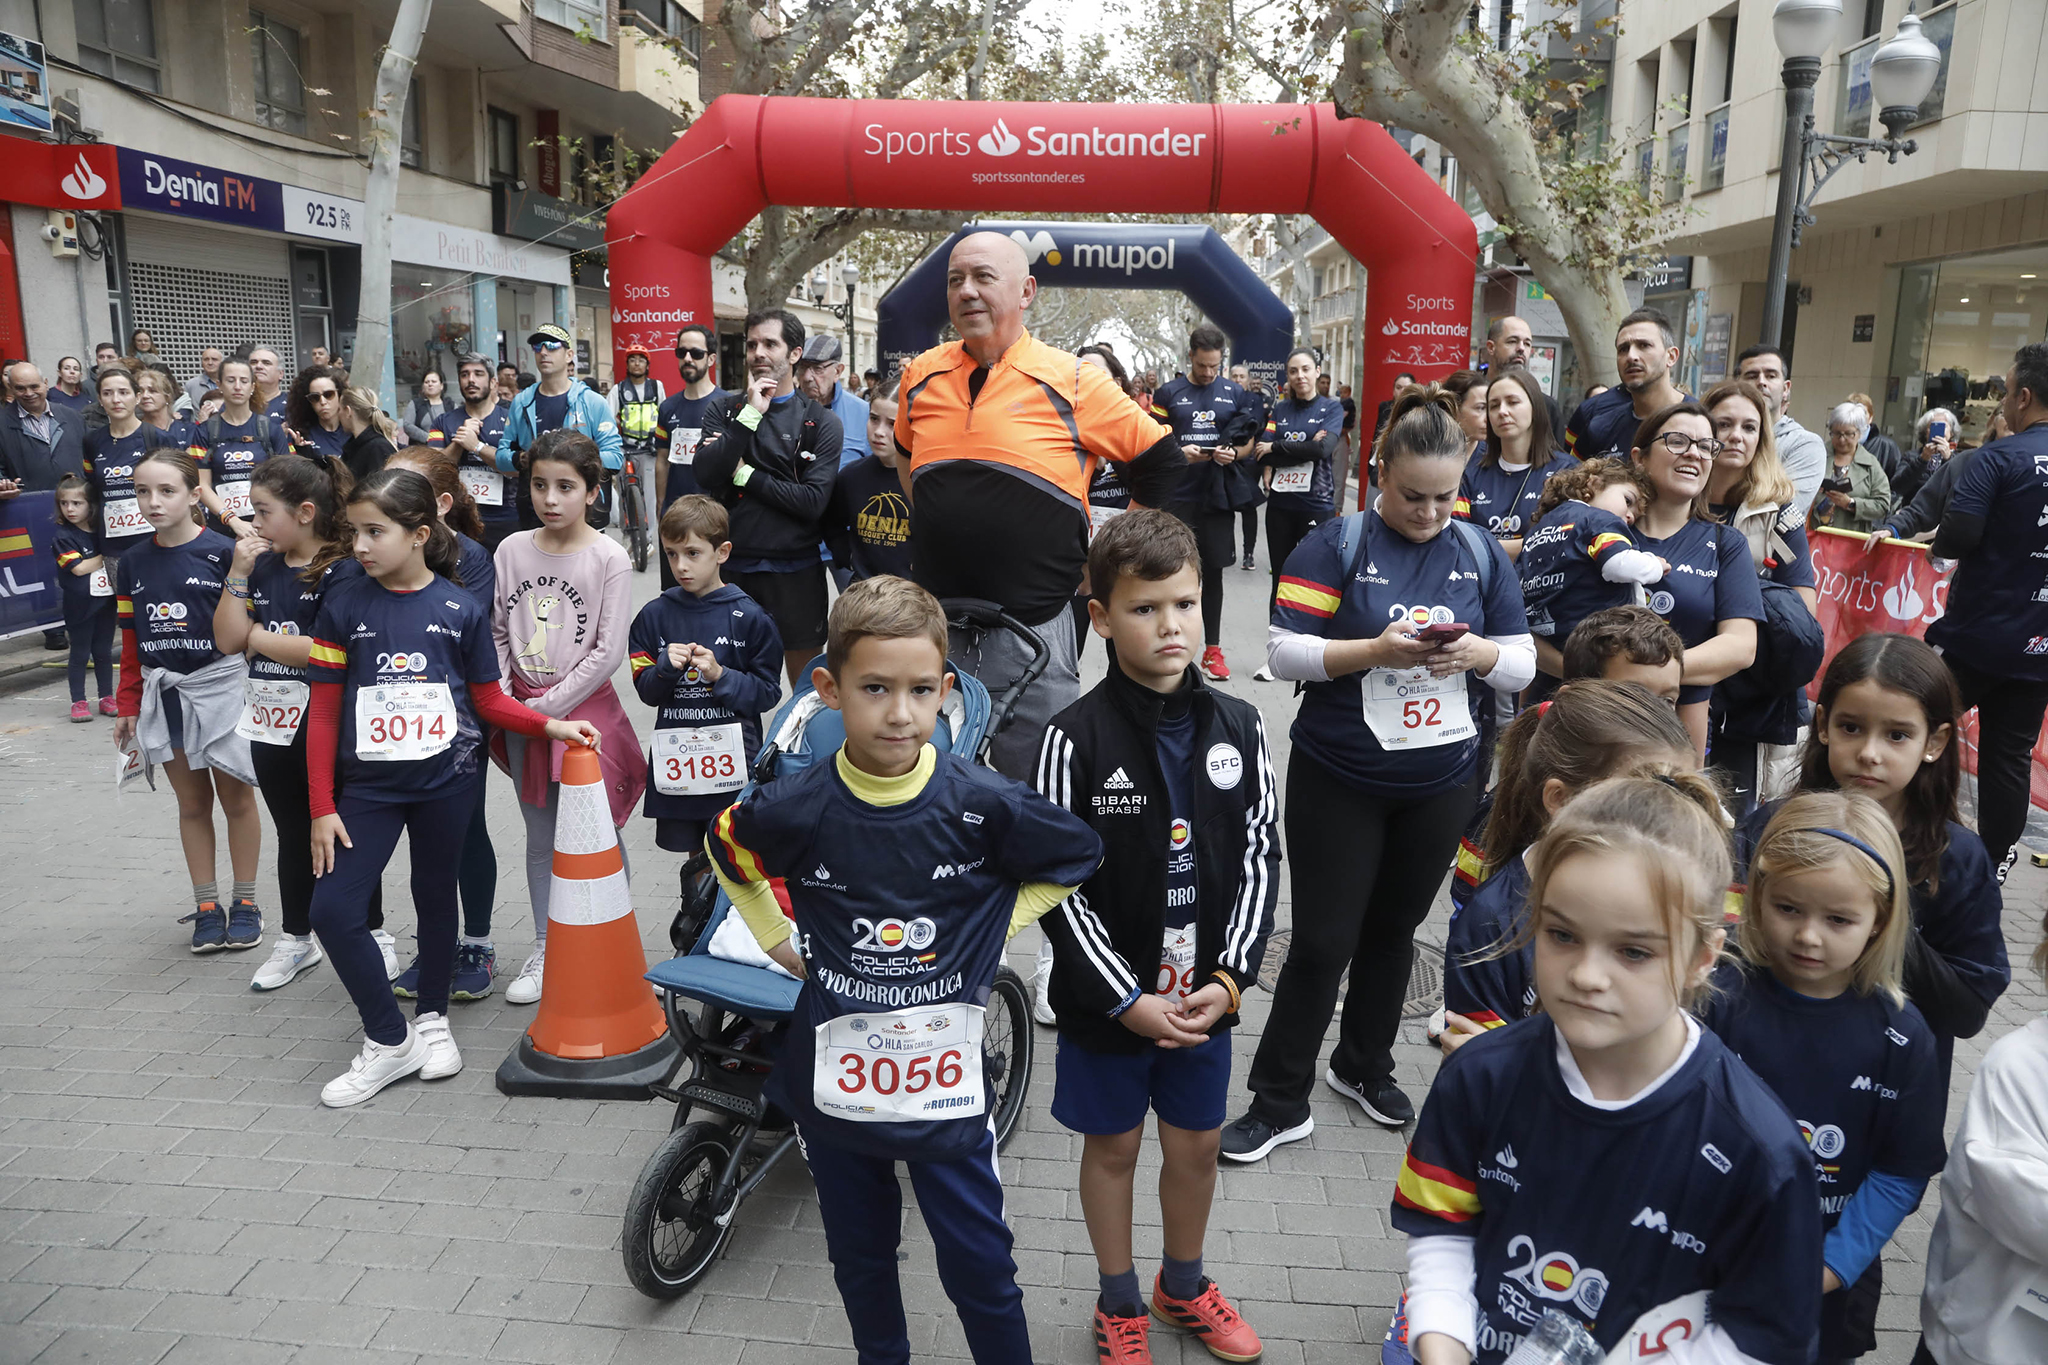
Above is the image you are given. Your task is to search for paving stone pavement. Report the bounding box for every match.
[3,530,2043,1365]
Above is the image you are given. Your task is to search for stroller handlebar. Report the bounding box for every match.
[940,597,1052,746]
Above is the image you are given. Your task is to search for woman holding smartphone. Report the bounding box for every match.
[1220,385,1533,1160]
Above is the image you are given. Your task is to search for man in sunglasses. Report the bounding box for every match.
[652,325,725,591]
[493,323,622,530]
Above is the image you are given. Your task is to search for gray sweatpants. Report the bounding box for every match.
[946,608,1080,781]
[505,734,632,941]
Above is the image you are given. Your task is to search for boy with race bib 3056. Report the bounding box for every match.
[708,577,1103,1365]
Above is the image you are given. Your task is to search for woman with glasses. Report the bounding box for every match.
[284,366,350,463]
[1813,401,1893,534]
[1629,400,1765,757]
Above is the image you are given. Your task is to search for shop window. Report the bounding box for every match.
[1910,3,1956,129]
[489,107,520,187]
[1883,246,2048,446]
[401,76,423,170]
[74,0,161,92]
[250,10,308,136]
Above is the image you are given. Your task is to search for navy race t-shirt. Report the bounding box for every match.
[1634,518,1764,705]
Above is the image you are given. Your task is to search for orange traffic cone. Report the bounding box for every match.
[496,744,679,1098]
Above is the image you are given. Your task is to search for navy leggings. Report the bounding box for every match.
[309,783,476,1045]
[250,730,383,938]
[61,593,115,703]
[458,764,497,939]
[801,1123,1029,1365]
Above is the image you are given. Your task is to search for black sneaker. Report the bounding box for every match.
[1996,846,2020,886]
[1217,1111,1314,1163]
[1326,1068,1413,1126]
[1239,555,1256,571]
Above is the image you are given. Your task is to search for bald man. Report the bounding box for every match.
[892,230,1183,776]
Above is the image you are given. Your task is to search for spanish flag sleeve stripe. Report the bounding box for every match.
[1275,576,1341,618]
[629,651,655,678]
[1588,531,1631,558]
[1453,840,1487,888]
[117,597,134,620]
[713,806,768,884]
[1150,404,1169,419]
[186,444,207,459]
[55,549,81,570]
[1453,497,1472,518]
[1724,885,1745,923]
[308,638,348,668]
[1464,1010,1507,1029]
[1263,419,1277,435]
[1394,1154,1481,1222]
[425,429,447,446]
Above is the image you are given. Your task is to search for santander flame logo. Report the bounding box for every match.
[978,119,1021,157]
[1381,318,1402,337]
[1882,559,1924,621]
[60,153,106,201]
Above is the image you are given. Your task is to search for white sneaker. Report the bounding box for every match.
[1030,938,1057,1027]
[320,1027,428,1108]
[372,929,400,981]
[414,1012,463,1080]
[1252,665,1276,682]
[505,947,545,1005]
[251,934,322,991]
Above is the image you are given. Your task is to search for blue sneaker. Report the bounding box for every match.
[450,943,496,1001]
[392,955,421,999]
[180,903,227,953]
[226,900,262,950]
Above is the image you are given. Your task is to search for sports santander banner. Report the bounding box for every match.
[605,96,1479,461]
[1808,525,2048,810]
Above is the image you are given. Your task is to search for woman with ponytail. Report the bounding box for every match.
[303,467,598,1107]
[1221,385,1535,1159]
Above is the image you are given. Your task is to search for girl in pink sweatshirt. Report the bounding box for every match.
[490,430,648,1005]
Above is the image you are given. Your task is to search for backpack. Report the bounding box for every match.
[1335,509,1494,602]
[204,414,273,449]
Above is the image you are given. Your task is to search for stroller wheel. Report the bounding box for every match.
[985,965,1035,1150]
[622,1121,738,1298]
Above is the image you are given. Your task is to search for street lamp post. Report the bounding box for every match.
[1760,1,1943,348]
[808,261,863,364]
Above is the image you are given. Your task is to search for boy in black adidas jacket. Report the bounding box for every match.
[1033,508,1278,1363]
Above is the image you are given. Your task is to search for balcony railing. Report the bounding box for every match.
[1311,288,1358,326]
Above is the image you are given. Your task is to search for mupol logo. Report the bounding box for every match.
[979,119,1022,157]
[1010,229,1059,265]
[61,153,106,201]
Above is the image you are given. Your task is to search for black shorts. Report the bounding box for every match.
[735,564,828,652]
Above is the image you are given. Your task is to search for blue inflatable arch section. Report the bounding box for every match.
[876,221,1296,385]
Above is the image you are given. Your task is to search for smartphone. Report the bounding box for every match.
[1928,419,1949,441]
[1415,622,1470,646]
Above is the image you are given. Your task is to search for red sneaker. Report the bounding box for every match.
[99,698,119,716]
[1151,1275,1263,1362]
[1094,1301,1152,1365]
[69,700,92,723]
[1201,645,1230,681]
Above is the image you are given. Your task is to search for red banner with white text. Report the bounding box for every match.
[1808,526,2048,810]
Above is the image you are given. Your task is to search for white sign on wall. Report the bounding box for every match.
[390,214,571,288]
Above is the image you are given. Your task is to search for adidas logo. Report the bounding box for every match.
[1631,1206,1669,1233]
[1494,1145,1517,1169]
[813,865,830,880]
[1103,768,1135,790]
[1850,1075,1873,1091]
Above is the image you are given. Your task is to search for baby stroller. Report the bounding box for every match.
[620,599,1050,1299]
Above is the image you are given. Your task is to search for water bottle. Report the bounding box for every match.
[1501,1310,1604,1365]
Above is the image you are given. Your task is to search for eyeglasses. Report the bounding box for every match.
[1653,432,1724,457]
[532,339,568,352]
[676,348,709,360]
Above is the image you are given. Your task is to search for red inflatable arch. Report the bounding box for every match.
[606,96,1477,437]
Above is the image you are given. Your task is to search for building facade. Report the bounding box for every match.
[3,0,698,407]
[1605,0,2047,445]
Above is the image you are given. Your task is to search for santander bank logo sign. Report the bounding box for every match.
[863,117,1211,164]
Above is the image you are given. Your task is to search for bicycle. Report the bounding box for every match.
[615,449,651,572]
